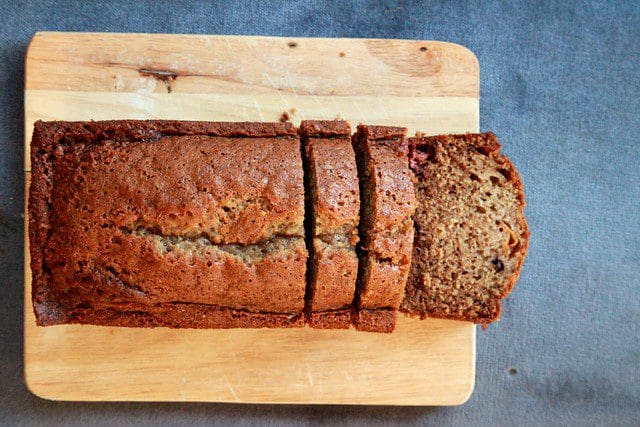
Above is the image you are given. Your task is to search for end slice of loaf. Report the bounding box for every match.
[401,133,529,324]
[300,121,360,329]
[352,125,416,332]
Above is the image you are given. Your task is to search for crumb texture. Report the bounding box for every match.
[401,132,529,323]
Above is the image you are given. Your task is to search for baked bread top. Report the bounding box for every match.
[300,120,359,238]
[29,120,307,325]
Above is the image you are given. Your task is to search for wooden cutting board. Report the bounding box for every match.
[23,32,479,404]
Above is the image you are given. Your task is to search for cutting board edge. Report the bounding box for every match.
[27,30,480,71]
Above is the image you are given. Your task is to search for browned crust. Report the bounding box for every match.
[354,124,413,230]
[358,125,407,141]
[299,120,351,137]
[308,309,352,329]
[359,254,413,308]
[353,309,396,333]
[404,132,530,324]
[29,122,58,324]
[28,120,301,327]
[300,121,359,234]
[32,120,296,146]
[62,304,305,329]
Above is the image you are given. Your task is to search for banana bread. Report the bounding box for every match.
[401,133,529,324]
[29,120,307,328]
[352,125,416,332]
[29,121,529,331]
[300,121,360,329]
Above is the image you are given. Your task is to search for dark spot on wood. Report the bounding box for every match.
[420,46,428,52]
[279,112,290,123]
[139,68,178,94]
[139,68,178,81]
[287,42,298,48]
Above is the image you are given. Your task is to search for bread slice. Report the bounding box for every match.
[300,121,360,329]
[401,133,529,324]
[352,125,416,332]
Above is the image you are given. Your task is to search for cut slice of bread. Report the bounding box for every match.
[353,125,416,332]
[401,133,529,324]
[300,121,360,329]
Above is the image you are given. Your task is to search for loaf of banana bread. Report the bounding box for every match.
[29,120,308,328]
[300,120,360,329]
[352,125,416,332]
[29,120,529,331]
[401,133,529,324]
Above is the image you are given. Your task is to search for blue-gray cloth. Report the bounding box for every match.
[1,1,638,425]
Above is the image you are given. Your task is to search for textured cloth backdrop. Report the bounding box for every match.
[1,1,638,426]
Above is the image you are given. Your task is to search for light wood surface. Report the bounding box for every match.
[24,32,479,404]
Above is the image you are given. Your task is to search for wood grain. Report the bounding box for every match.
[25,32,478,96]
[24,32,479,404]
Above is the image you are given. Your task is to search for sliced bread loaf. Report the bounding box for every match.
[401,133,529,324]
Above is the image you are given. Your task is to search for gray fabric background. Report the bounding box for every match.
[1,0,638,425]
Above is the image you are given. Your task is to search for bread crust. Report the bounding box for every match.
[308,309,352,329]
[61,304,305,329]
[353,309,396,333]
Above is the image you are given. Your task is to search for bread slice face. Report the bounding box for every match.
[401,133,529,324]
